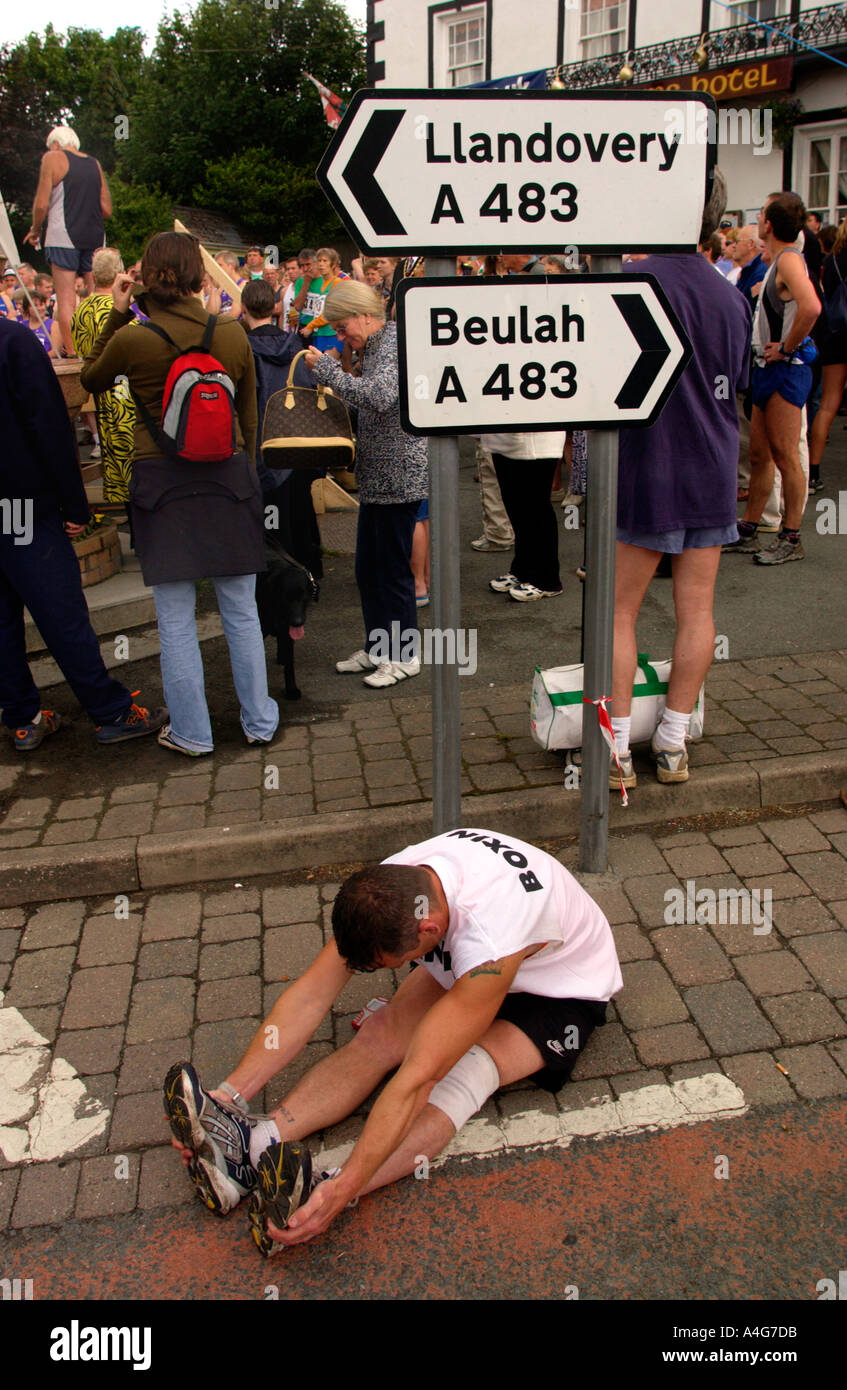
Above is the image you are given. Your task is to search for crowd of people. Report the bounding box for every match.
[2,121,847,778]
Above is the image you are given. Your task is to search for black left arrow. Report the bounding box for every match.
[613,294,672,410]
[342,109,406,237]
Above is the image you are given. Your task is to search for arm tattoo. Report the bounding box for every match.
[469,961,502,978]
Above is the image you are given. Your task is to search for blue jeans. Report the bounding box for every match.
[152,575,278,752]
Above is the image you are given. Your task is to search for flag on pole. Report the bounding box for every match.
[304,73,346,130]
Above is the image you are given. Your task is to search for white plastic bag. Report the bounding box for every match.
[530,653,704,751]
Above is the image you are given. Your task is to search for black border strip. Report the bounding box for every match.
[394,272,694,436]
[316,88,718,256]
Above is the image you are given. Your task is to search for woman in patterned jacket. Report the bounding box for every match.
[304,279,428,688]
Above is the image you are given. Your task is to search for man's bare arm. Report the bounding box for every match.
[222,939,352,1101]
[778,254,821,348]
[274,948,532,1245]
[99,164,112,219]
[25,153,57,244]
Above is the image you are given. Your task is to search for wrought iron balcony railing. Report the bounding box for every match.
[547,2,847,90]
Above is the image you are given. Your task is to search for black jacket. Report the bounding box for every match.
[0,318,89,523]
[247,324,315,490]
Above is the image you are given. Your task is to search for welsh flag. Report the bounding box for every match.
[304,72,346,130]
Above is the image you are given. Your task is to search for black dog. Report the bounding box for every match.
[255,540,319,699]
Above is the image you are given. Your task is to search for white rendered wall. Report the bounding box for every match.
[635,0,705,49]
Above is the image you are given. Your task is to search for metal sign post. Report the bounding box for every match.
[426,257,463,834]
[579,253,620,874]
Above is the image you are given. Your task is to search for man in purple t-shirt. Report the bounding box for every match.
[607,170,750,790]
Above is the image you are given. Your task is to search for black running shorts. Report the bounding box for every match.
[495,992,608,1093]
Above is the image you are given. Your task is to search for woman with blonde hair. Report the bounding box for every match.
[304,279,428,687]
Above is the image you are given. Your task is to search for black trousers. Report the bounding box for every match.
[355,500,420,658]
[0,512,131,728]
[492,454,561,591]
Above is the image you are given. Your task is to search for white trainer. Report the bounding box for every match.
[363,658,421,688]
[335,649,376,673]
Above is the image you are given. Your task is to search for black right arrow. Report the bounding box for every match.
[342,109,406,237]
[613,294,672,410]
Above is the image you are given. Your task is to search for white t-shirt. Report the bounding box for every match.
[384,828,623,1002]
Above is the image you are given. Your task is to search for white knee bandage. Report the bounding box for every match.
[428,1045,500,1131]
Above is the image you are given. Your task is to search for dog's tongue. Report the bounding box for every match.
[289,625,305,642]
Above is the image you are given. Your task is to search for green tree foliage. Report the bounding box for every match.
[120,0,365,213]
[0,25,145,207]
[107,176,174,265]
[0,2,364,260]
[193,149,344,249]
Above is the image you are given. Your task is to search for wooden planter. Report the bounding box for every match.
[72,522,121,589]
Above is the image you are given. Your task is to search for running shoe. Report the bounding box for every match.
[336,649,376,673]
[157,724,210,756]
[754,536,805,565]
[489,572,519,592]
[13,709,62,751]
[96,694,168,745]
[722,531,760,555]
[470,536,512,551]
[363,657,421,687]
[566,747,637,789]
[509,582,563,601]
[650,734,689,784]
[247,1140,315,1257]
[163,1062,258,1215]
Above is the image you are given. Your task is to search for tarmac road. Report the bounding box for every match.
[2,1096,843,1366]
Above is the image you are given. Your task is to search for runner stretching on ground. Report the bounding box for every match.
[164,828,622,1254]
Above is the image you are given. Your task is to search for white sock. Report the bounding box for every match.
[31,712,43,726]
[247,1118,281,1167]
[611,716,631,756]
[655,707,691,751]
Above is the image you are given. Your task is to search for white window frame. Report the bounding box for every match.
[721,0,789,27]
[433,5,487,89]
[580,1,629,59]
[793,120,847,227]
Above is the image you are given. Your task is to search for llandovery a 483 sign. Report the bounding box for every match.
[396,276,693,434]
[317,89,717,254]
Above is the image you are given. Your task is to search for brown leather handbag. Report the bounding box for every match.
[260,350,355,471]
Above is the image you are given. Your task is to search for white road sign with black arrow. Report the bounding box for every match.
[316,89,716,254]
[396,276,693,435]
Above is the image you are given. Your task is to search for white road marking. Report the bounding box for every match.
[316,1074,747,1172]
[0,991,110,1163]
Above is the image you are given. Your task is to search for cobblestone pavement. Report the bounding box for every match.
[2,648,847,865]
[2,805,847,1235]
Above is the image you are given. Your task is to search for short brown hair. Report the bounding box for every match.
[764,192,806,243]
[141,231,204,306]
[241,278,275,319]
[332,864,431,971]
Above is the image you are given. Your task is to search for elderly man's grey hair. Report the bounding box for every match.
[92,248,124,288]
[699,167,728,245]
[46,125,81,151]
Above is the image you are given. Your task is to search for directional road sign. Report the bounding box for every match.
[395,275,693,435]
[316,89,716,255]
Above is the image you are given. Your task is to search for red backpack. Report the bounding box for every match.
[133,315,237,462]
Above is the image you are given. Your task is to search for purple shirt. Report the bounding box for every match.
[618,255,751,533]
